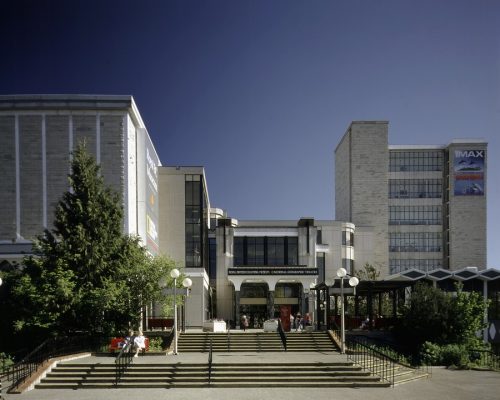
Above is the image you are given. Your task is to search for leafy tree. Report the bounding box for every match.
[11,143,171,336]
[395,282,488,353]
[355,263,380,281]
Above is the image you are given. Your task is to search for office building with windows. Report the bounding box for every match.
[335,121,487,277]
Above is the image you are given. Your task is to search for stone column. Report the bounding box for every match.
[267,290,275,319]
[235,290,241,329]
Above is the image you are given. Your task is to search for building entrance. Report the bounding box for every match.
[239,304,267,328]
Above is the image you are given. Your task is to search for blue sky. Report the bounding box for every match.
[1,0,499,268]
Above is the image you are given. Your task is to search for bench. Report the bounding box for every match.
[109,337,150,353]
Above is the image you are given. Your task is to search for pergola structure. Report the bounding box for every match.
[312,267,500,344]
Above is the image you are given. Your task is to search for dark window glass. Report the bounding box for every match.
[342,258,354,275]
[389,232,442,252]
[247,237,265,265]
[234,237,244,266]
[185,177,203,267]
[208,237,217,280]
[316,230,322,244]
[268,237,285,265]
[317,252,325,283]
[389,151,443,172]
[287,237,298,265]
[389,258,443,274]
[389,206,442,225]
[389,179,442,199]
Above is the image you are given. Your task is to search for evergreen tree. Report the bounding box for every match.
[12,143,171,336]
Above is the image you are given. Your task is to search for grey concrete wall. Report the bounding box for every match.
[0,116,16,239]
[100,115,125,195]
[335,132,351,221]
[19,115,43,239]
[46,115,70,231]
[448,144,487,269]
[338,122,389,276]
[72,115,97,159]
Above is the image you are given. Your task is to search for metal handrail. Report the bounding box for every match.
[227,326,231,352]
[277,319,287,351]
[208,339,213,385]
[470,349,500,370]
[4,335,108,391]
[115,341,133,386]
[346,336,396,387]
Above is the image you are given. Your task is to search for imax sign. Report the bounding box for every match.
[455,150,484,158]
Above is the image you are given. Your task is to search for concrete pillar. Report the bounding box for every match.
[235,290,241,329]
[267,290,275,319]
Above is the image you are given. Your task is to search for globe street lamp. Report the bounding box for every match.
[336,267,359,354]
[170,268,193,355]
[170,268,180,354]
[181,277,192,332]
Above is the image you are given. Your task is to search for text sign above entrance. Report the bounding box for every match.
[228,267,318,276]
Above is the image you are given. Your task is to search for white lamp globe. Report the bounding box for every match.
[182,277,193,288]
[336,267,347,278]
[170,268,180,279]
[349,276,360,287]
[324,278,335,287]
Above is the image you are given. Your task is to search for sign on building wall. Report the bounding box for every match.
[453,149,485,196]
[145,136,159,254]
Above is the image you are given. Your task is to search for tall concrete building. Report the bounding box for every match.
[0,95,161,262]
[158,166,211,327]
[335,121,487,277]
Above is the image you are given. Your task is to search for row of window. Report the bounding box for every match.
[389,232,442,252]
[389,179,442,199]
[234,236,299,266]
[389,259,443,274]
[389,151,443,172]
[389,206,442,225]
[185,176,203,268]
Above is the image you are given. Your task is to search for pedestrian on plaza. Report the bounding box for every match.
[241,315,249,331]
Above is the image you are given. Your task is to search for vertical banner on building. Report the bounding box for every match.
[453,149,485,196]
[145,136,159,254]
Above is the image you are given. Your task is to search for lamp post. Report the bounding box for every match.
[181,277,192,332]
[170,268,180,355]
[335,267,359,354]
[170,268,193,355]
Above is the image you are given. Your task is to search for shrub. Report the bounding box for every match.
[440,344,470,368]
[148,337,163,352]
[420,341,441,365]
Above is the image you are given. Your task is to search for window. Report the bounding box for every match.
[208,237,217,280]
[185,175,203,267]
[316,230,322,244]
[389,259,443,274]
[389,206,442,225]
[389,232,442,252]
[317,252,325,283]
[342,231,353,246]
[267,237,285,265]
[389,151,443,172]
[389,179,442,199]
[233,236,299,266]
[247,237,265,265]
[342,258,354,274]
[286,237,298,265]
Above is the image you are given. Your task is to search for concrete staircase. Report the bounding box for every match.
[177,332,283,352]
[177,331,338,352]
[35,361,391,388]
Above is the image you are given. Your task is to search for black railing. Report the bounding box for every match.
[277,319,287,351]
[4,335,108,391]
[208,339,213,385]
[470,349,500,370]
[227,327,231,352]
[115,342,133,386]
[346,336,396,387]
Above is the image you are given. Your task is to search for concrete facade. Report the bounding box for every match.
[335,122,389,276]
[0,95,161,260]
[335,121,487,276]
